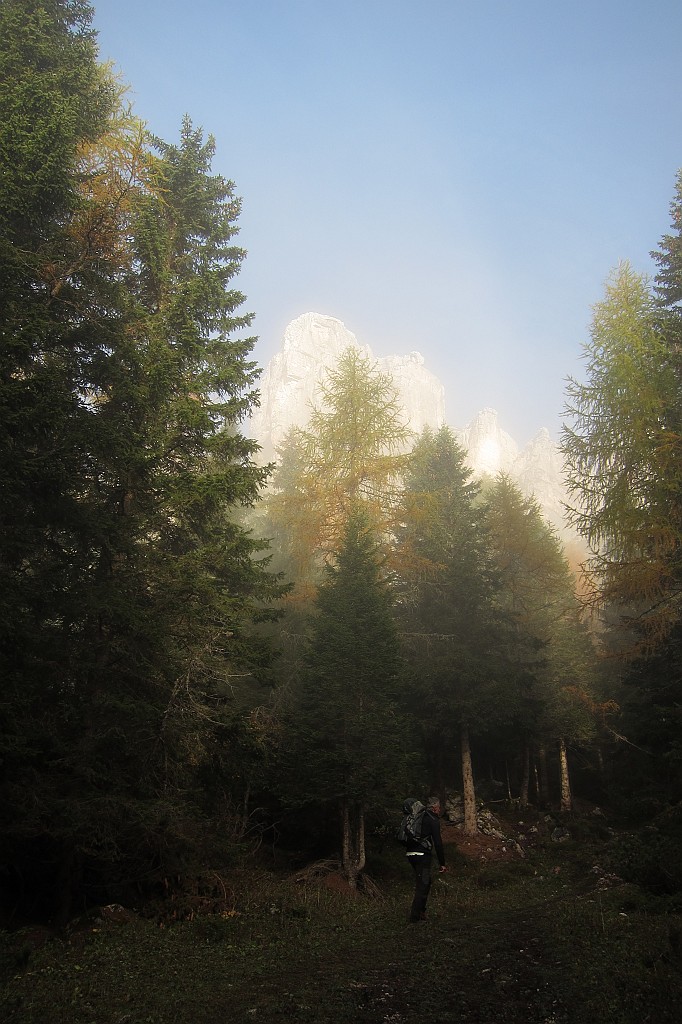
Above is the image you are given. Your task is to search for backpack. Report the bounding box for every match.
[396,798,431,849]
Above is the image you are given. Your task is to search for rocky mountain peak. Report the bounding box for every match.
[249,313,576,541]
[282,312,363,360]
[250,313,445,463]
[457,408,519,477]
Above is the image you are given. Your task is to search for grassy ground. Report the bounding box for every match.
[2,812,681,1023]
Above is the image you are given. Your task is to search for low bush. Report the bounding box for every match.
[606,831,682,895]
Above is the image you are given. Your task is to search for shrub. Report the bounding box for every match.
[606,831,682,896]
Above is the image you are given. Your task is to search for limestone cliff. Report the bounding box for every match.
[249,313,575,540]
[457,409,574,540]
[249,312,445,463]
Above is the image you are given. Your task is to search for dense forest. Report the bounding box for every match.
[2,0,682,945]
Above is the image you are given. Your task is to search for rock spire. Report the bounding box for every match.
[249,313,575,540]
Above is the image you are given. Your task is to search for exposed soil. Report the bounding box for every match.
[319,810,538,895]
[441,820,523,861]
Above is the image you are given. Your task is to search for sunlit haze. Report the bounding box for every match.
[92,0,682,444]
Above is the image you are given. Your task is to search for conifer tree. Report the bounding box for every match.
[0,0,116,664]
[0,1,122,919]
[652,168,682,315]
[610,178,682,801]
[266,347,411,592]
[483,475,597,809]
[560,175,682,814]
[58,116,282,871]
[277,505,405,887]
[395,427,504,834]
[0,2,282,918]
[561,261,679,652]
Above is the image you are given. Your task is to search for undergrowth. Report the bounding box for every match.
[1,829,681,1024]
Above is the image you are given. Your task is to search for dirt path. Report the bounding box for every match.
[344,898,572,1024]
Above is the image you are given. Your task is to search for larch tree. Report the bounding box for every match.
[561,261,679,654]
[559,175,682,814]
[260,347,412,714]
[617,170,682,800]
[590,172,682,807]
[265,347,411,594]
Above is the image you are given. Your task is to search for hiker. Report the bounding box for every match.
[405,796,447,922]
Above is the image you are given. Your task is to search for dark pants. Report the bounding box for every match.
[408,853,432,920]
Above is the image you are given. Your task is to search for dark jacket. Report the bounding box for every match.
[405,809,446,867]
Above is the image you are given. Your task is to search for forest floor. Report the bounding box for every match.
[2,805,681,1023]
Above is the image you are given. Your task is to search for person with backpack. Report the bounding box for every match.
[400,795,447,923]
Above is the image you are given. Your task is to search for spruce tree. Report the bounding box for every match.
[55,117,282,884]
[278,505,405,888]
[0,3,282,919]
[395,427,504,834]
[483,475,597,809]
[0,0,120,920]
[0,0,115,661]
[652,168,682,315]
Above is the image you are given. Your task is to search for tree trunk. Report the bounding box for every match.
[519,743,530,809]
[54,843,82,927]
[531,756,540,804]
[340,799,366,888]
[537,746,549,807]
[559,737,572,812]
[461,725,478,836]
[357,808,365,875]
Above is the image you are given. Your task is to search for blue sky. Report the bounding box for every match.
[92,0,682,444]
